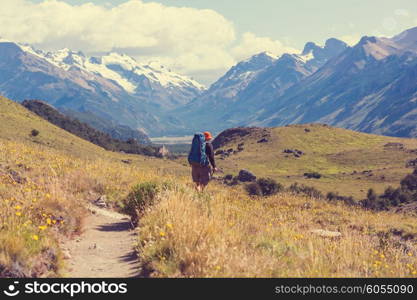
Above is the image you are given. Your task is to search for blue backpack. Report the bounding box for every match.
[188,133,209,167]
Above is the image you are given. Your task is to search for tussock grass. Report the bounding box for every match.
[0,138,185,277]
[137,183,417,277]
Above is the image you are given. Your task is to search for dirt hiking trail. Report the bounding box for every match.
[63,205,140,278]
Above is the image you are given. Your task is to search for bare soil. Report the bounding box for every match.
[63,206,139,278]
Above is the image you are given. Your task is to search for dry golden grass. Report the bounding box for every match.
[137,183,417,278]
[0,138,186,277]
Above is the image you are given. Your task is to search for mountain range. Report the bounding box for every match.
[1,26,417,138]
[0,39,203,137]
[177,27,417,138]
[176,38,349,130]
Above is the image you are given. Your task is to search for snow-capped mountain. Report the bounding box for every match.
[173,51,278,130]
[249,28,417,138]
[0,40,205,136]
[207,51,278,100]
[17,45,205,108]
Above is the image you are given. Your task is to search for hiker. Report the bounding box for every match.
[188,131,219,192]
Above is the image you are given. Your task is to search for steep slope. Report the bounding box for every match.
[0,95,111,158]
[253,32,417,137]
[206,124,417,199]
[202,52,278,101]
[392,26,417,52]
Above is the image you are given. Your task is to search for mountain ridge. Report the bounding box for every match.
[2,26,417,138]
[251,29,417,137]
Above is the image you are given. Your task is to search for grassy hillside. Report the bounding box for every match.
[0,96,416,278]
[137,183,417,277]
[22,100,158,156]
[202,124,417,199]
[0,96,187,276]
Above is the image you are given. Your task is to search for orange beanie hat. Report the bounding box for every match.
[203,131,213,141]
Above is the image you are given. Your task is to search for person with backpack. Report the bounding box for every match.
[188,131,219,192]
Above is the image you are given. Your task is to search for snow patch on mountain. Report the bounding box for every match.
[241,51,278,63]
[84,56,137,93]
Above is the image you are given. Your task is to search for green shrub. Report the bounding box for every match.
[400,172,417,191]
[360,188,391,210]
[246,182,263,196]
[361,183,417,211]
[122,181,172,225]
[30,129,40,137]
[303,172,322,179]
[246,178,283,197]
[288,183,323,199]
[326,191,356,205]
[257,178,283,196]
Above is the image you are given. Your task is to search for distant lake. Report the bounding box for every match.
[150,136,193,145]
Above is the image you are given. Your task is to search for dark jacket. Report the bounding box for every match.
[205,141,216,168]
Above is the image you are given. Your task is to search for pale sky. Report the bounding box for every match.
[2,0,417,85]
